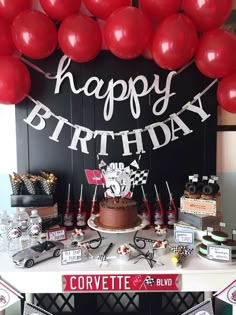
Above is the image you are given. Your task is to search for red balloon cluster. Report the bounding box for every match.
[151,13,198,70]
[195,29,236,78]
[12,10,58,59]
[139,0,183,23]
[0,0,235,113]
[183,0,233,32]
[217,73,236,113]
[83,0,130,20]
[0,0,32,22]
[58,14,102,62]
[0,56,31,105]
[104,6,152,60]
[39,0,82,21]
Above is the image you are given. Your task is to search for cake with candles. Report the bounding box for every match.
[87,160,149,230]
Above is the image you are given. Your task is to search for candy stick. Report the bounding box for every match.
[166,181,177,216]
[141,185,151,220]
[78,184,83,214]
[90,185,98,216]
[154,184,164,217]
[66,183,71,214]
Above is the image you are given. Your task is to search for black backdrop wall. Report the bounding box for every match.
[15,50,217,213]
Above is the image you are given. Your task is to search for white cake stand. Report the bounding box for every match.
[87,214,149,234]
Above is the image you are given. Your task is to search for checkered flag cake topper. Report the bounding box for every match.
[130,169,149,186]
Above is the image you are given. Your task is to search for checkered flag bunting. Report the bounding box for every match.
[214,279,236,306]
[144,276,155,286]
[130,169,149,186]
[0,280,23,312]
[181,298,214,315]
[23,302,53,315]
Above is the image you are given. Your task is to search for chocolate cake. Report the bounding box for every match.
[98,198,139,229]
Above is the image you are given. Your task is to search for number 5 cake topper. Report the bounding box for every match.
[85,156,149,198]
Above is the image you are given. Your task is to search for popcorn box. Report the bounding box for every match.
[178,211,223,231]
[180,196,220,216]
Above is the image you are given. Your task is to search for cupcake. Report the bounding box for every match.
[155,225,168,240]
[211,231,228,242]
[153,240,169,256]
[222,239,236,259]
[71,228,85,242]
[117,244,131,261]
[198,243,208,256]
[202,235,218,246]
[221,239,236,250]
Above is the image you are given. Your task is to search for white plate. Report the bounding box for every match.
[196,244,236,265]
[87,214,148,234]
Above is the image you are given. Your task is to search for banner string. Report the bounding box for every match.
[21,54,196,80]
[20,56,58,79]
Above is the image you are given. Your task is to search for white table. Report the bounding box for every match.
[0,228,236,314]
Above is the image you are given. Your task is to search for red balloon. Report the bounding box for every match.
[140,0,183,23]
[151,13,198,70]
[58,14,102,62]
[0,0,32,22]
[104,6,152,60]
[183,0,233,32]
[11,10,57,59]
[217,72,236,113]
[0,56,31,104]
[195,29,236,78]
[83,0,130,20]
[39,0,82,21]
[0,17,15,56]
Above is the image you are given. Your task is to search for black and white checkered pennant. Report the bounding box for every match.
[130,169,149,186]
[181,298,214,315]
[144,276,155,286]
[23,302,53,315]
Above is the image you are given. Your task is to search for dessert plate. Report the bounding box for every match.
[196,244,236,265]
[87,214,148,234]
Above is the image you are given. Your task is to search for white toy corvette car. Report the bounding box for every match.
[12,240,64,268]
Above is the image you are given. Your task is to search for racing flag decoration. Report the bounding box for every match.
[0,279,23,312]
[181,299,214,315]
[214,279,236,306]
[85,159,149,198]
[85,169,104,185]
[23,302,53,315]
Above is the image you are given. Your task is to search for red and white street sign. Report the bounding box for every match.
[62,274,181,292]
